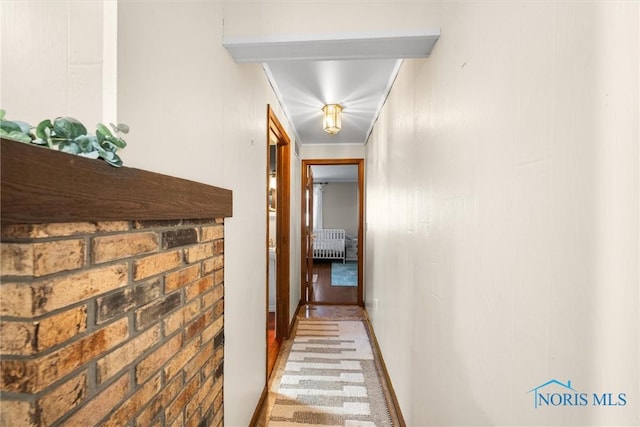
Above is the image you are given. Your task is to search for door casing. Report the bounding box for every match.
[267,106,291,342]
[300,158,364,306]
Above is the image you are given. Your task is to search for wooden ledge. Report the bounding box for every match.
[1,139,232,224]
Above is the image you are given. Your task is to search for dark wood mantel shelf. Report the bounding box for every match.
[1,138,232,225]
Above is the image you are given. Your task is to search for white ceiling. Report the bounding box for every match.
[265,59,401,144]
[224,29,439,145]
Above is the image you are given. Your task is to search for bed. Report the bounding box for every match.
[313,228,346,263]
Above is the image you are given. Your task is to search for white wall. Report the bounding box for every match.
[0,1,107,127]
[366,2,639,426]
[302,143,365,160]
[322,182,359,237]
[222,0,438,38]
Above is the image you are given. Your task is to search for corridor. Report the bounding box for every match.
[1,1,637,426]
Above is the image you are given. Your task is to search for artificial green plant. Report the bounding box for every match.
[0,109,128,167]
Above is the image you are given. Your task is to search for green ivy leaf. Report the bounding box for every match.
[59,141,81,154]
[53,117,87,139]
[0,120,21,133]
[110,122,130,134]
[103,152,123,167]
[96,123,113,144]
[0,128,32,143]
[9,131,32,143]
[2,112,126,168]
[78,151,100,159]
[36,120,53,140]
[13,121,32,135]
[100,140,119,152]
[74,135,93,152]
[111,136,127,149]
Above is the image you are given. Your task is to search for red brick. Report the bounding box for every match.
[37,371,87,426]
[214,269,224,286]
[93,232,158,263]
[201,377,223,425]
[64,372,129,426]
[133,250,182,280]
[135,374,183,427]
[186,374,214,420]
[135,292,182,330]
[164,299,201,337]
[133,219,181,229]
[185,276,213,301]
[203,284,224,309]
[0,282,33,317]
[35,317,129,392]
[0,400,35,427]
[1,222,128,239]
[0,358,37,393]
[95,221,131,233]
[184,313,208,342]
[165,264,201,293]
[96,278,162,324]
[33,239,85,276]
[1,243,33,276]
[164,337,202,382]
[136,333,182,384]
[184,243,213,264]
[101,373,162,427]
[202,254,223,275]
[162,228,198,249]
[202,316,223,344]
[33,263,128,315]
[165,375,200,423]
[184,344,213,381]
[0,320,36,355]
[171,413,184,427]
[96,324,161,383]
[200,225,223,242]
[37,305,88,351]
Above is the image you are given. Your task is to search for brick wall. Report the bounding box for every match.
[0,219,225,427]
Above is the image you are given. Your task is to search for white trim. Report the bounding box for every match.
[365,59,403,145]
[262,63,303,145]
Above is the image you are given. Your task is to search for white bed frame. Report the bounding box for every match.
[313,228,346,263]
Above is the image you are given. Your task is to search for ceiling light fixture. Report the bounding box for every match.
[322,104,343,135]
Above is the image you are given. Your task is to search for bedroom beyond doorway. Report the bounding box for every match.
[301,159,364,306]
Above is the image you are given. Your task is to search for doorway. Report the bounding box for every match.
[301,159,364,306]
[266,106,291,379]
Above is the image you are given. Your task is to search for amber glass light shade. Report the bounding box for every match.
[322,104,343,135]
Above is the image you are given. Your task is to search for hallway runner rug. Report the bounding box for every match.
[268,320,392,426]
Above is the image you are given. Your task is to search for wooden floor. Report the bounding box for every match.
[267,312,280,378]
[309,260,357,305]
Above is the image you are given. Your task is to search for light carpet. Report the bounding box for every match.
[269,320,392,426]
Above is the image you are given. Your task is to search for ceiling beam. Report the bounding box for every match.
[223,29,440,63]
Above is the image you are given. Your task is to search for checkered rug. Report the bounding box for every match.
[268,320,392,426]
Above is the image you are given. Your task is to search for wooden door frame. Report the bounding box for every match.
[267,106,291,342]
[300,158,365,307]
